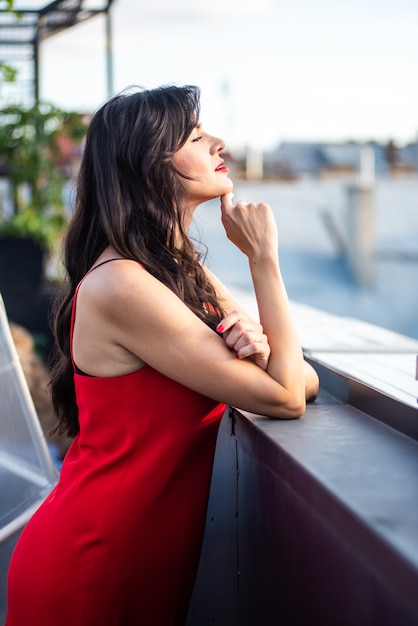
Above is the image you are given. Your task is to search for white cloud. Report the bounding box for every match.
[375,18,418,37]
[134,0,273,20]
[38,0,418,148]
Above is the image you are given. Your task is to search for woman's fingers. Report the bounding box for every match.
[220,194,278,259]
[215,310,241,335]
[216,311,270,370]
[217,311,260,343]
[220,192,234,213]
[234,335,270,368]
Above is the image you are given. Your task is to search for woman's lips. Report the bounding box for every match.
[215,161,229,172]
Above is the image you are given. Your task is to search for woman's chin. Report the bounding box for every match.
[193,180,234,204]
[220,178,234,195]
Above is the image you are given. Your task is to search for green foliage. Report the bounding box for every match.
[0,102,88,248]
[0,63,17,83]
[0,0,18,84]
[0,0,15,9]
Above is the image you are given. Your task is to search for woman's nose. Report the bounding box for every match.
[211,135,226,154]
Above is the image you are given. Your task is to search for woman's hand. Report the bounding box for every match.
[220,193,278,262]
[217,310,270,371]
[304,361,320,402]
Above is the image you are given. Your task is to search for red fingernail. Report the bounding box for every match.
[217,324,224,333]
[235,352,240,359]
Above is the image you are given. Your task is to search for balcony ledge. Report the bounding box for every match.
[187,303,418,626]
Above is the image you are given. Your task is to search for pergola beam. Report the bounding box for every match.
[0,0,114,105]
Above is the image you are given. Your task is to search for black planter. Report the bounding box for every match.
[0,236,56,360]
[0,236,45,293]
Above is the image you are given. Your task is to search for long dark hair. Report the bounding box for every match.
[50,85,225,437]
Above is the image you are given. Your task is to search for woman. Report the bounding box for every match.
[6,85,319,626]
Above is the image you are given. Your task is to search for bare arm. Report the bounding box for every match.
[203,265,319,403]
[219,193,316,412]
[74,257,305,419]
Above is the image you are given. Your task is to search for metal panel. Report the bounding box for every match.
[189,364,418,625]
[186,409,239,625]
[0,294,58,621]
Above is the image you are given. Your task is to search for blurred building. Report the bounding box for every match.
[262,140,418,180]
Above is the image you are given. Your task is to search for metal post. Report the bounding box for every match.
[346,146,375,287]
[105,1,114,99]
[34,32,40,105]
[245,146,263,181]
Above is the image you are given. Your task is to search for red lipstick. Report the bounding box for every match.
[215,160,229,172]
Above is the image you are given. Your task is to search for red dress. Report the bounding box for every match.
[6,267,225,626]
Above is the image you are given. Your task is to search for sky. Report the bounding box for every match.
[19,0,418,150]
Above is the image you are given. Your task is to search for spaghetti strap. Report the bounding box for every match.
[85,258,128,272]
[69,258,132,372]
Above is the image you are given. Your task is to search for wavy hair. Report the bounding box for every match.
[50,85,225,437]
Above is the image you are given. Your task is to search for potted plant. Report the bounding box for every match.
[0,102,88,348]
[0,102,87,245]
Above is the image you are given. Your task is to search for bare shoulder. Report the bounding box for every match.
[73,259,183,376]
[78,258,203,342]
[78,259,163,312]
[80,258,148,292]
